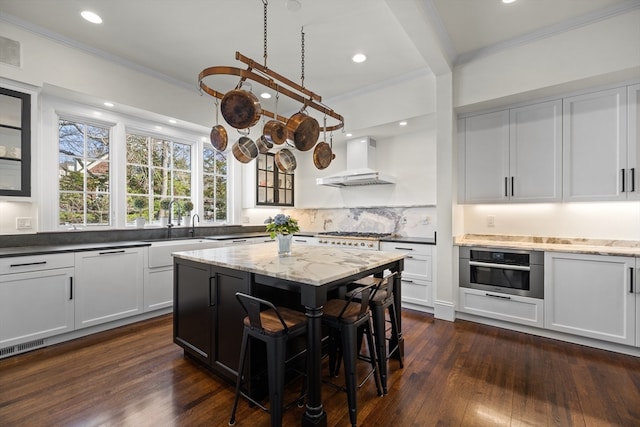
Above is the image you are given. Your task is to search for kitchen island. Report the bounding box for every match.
[172,244,405,427]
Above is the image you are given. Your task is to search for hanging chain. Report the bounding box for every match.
[300,26,305,87]
[263,0,268,67]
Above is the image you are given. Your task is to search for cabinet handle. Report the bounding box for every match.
[401,279,414,284]
[232,239,247,243]
[511,177,514,197]
[209,276,216,306]
[485,293,511,300]
[621,169,626,192]
[10,261,47,267]
[98,250,126,255]
[294,239,307,243]
[631,168,636,192]
[631,267,635,294]
[394,247,414,251]
[69,277,73,300]
[406,255,414,259]
[504,177,508,197]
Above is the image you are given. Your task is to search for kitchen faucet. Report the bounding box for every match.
[167,200,176,239]
[189,213,200,238]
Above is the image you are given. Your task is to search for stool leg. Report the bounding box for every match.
[388,303,403,369]
[266,337,286,427]
[229,328,250,426]
[371,305,388,394]
[341,324,358,427]
[364,318,383,397]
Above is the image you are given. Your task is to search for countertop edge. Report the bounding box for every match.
[0,241,151,258]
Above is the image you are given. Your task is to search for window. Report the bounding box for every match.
[126,133,192,224]
[58,119,110,226]
[256,153,294,206]
[203,145,227,222]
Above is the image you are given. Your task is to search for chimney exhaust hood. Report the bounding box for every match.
[316,137,396,187]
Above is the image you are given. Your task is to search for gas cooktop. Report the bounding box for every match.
[316,232,392,239]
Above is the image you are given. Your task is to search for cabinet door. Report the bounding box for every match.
[74,248,144,329]
[0,267,74,348]
[173,259,213,365]
[0,87,31,197]
[563,87,627,201]
[628,85,639,200]
[544,252,635,345]
[509,100,562,202]
[460,110,510,203]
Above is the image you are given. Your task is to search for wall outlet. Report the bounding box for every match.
[401,217,407,224]
[487,215,495,228]
[16,217,33,229]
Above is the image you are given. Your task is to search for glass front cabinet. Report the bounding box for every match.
[0,87,30,197]
[256,153,294,206]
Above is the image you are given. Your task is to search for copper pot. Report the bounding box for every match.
[286,112,320,151]
[232,136,258,163]
[221,89,262,130]
[313,141,335,170]
[275,148,297,172]
[263,120,287,145]
[210,125,228,152]
[256,135,273,154]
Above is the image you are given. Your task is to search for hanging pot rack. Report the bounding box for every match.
[198,51,344,132]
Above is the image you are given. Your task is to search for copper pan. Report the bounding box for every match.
[313,141,334,170]
[263,120,287,145]
[221,89,262,130]
[232,136,258,163]
[256,135,273,154]
[286,111,319,151]
[275,148,297,172]
[209,101,228,151]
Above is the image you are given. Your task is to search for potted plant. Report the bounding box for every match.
[182,200,194,227]
[159,198,171,226]
[265,214,300,256]
[133,198,146,228]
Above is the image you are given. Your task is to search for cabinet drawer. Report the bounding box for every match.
[404,254,431,280]
[0,253,75,274]
[380,242,432,255]
[459,287,543,328]
[401,277,432,307]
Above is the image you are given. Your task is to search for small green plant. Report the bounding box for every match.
[133,198,146,212]
[182,200,194,213]
[264,214,300,239]
[159,199,171,210]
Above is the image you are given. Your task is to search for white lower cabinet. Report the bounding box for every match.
[459,287,544,328]
[0,253,75,352]
[544,252,636,346]
[380,242,434,309]
[74,247,144,329]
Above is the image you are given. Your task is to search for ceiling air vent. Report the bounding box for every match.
[0,36,21,67]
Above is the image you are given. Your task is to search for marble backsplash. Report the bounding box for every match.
[244,206,437,238]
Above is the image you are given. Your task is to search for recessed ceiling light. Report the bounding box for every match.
[81,11,102,24]
[346,133,353,137]
[155,126,163,130]
[260,92,272,99]
[502,0,516,3]
[169,119,177,124]
[285,0,302,12]
[399,121,407,126]
[93,111,102,116]
[352,53,367,63]
[103,102,114,107]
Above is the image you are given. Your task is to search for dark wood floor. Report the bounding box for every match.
[1,309,640,426]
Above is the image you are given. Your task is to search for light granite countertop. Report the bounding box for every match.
[454,234,640,257]
[172,245,405,286]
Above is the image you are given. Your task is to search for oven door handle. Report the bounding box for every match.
[469,260,531,271]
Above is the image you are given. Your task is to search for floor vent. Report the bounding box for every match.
[0,346,15,357]
[16,339,45,352]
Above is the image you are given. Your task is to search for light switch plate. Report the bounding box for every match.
[16,217,32,229]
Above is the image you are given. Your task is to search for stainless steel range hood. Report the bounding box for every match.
[316,137,396,187]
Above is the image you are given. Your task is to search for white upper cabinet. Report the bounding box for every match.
[628,84,640,200]
[459,99,562,203]
[563,87,627,201]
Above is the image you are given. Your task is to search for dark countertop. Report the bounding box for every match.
[380,236,436,245]
[0,241,151,258]
[204,232,269,241]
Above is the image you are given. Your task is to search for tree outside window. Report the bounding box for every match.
[203,146,227,222]
[58,119,110,226]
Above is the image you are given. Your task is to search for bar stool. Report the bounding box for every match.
[229,292,307,427]
[348,272,402,395]
[322,281,382,427]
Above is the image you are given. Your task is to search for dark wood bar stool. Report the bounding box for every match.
[229,292,307,427]
[348,272,403,395]
[323,281,382,427]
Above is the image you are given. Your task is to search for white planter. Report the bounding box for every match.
[135,217,146,228]
[182,216,190,227]
[160,216,169,227]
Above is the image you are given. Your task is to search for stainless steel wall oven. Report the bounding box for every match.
[459,247,544,299]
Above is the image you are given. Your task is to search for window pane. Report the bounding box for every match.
[215,151,227,175]
[86,161,110,192]
[203,174,215,198]
[203,147,216,173]
[59,121,84,157]
[152,167,171,196]
[152,139,171,168]
[172,170,191,197]
[59,157,84,191]
[59,192,84,225]
[86,193,110,225]
[173,142,191,170]
[126,165,149,194]
[126,134,148,164]
[86,125,109,159]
